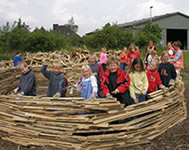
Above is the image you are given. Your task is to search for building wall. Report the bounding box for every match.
[135,14,189,49]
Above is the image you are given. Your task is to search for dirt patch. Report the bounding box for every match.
[0,69,189,150]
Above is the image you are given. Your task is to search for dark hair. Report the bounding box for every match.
[16,51,21,55]
[173,41,182,48]
[130,58,145,73]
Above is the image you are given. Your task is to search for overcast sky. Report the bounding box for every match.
[0,0,189,36]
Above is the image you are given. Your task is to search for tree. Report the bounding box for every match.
[65,17,78,33]
[83,23,133,49]
[134,24,162,48]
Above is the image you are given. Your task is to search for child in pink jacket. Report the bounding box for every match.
[100,47,107,72]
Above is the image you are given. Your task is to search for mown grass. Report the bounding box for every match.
[183,52,189,69]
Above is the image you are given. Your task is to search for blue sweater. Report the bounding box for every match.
[13,55,23,67]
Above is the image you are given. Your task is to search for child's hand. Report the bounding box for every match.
[106,93,113,99]
[16,92,24,99]
[53,92,61,98]
[134,98,139,104]
[90,93,96,100]
[13,87,19,94]
[169,79,175,86]
[142,89,147,95]
[159,85,166,89]
[112,89,120,94]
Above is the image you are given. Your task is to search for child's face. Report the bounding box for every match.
[134,64,141,71]
[20,66,28,74]
[131,48,136,52]
[123,48,127,53]
[53,67,61,75]
[109,63,118,72]
[149,41,153,46]
[88,56,96,65]
[149,63,157,71]
[83,68,91,78]
[162,54,169,63]
[168,43,172,48]
[151,53,157,58]
[102,48,106,53]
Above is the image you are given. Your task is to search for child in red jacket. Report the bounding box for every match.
[147,60,164,93]
[127,43,141,68]
[101,57,132,106]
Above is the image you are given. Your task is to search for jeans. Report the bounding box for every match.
[136,94,146,102]
[120,62,126,71]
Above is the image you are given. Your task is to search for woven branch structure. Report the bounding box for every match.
[0,76,187,150]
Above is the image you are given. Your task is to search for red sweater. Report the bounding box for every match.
[127,51,141,67]
[120,52,128,63]
[101,69,130,97]
[147,69,162,92]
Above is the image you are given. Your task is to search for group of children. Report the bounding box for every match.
[13,41,183,108]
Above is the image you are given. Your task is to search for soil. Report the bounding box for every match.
[0,70,189,150]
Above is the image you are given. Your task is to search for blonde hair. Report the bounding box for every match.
[161,51,169,61]
[149,60,159,71]
[129,43,138,52]
[107,57,119,67]
[17,61,28,70]
[81,64,92,76]
[150,50,157,55]
[52,60,62,69]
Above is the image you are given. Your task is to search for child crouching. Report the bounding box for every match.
[40,60,65,97]
[75,65,98,99]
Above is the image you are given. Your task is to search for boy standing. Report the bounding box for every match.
[41,60,65,97]
[13,51,23,67]
[14,62,36,98]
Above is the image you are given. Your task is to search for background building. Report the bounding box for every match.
[119,12,189,50]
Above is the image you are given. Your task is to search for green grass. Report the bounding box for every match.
[183,52,189,69]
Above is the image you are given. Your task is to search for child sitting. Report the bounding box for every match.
[158,51,177,87]
[129,58,148,104]
[40,60,66,97]
[147,60,164,93]
[101,57,132,106]
[75,65,98,99]
[14,62,36,98]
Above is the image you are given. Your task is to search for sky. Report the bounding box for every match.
[0,0,189,36]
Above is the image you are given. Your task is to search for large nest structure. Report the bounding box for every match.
[0,76,186,149]
[0,50,187,149]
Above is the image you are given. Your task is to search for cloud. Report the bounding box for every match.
[135,0,176,19]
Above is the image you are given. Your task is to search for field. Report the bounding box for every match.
[0,51,188,150]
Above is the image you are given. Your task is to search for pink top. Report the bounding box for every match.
[100,52,107,64]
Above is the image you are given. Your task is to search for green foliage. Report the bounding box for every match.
[0,18,81,53]
[134,23,162,48]
[65,17,78,33]
[24,28,67,52]
[83,23,133,49]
